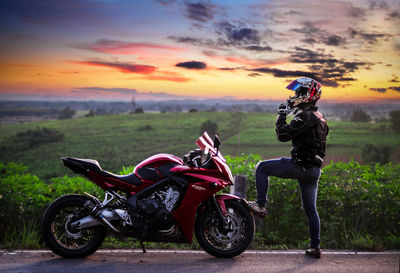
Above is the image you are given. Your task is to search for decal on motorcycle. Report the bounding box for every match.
[191,184,206,191]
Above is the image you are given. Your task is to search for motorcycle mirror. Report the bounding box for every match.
[214,134,221,152]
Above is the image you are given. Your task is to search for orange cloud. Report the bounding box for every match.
[76,39,184,55]
[69,60,156,74]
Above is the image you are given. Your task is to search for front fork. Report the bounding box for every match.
[211,194,248,231]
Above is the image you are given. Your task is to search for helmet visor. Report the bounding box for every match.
[286,80,302,92]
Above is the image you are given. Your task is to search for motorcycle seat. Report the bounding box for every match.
[102,171,142,186]
[62,157,142,186]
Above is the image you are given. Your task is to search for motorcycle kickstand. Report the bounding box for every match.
[139,240,146,254]
[138,225,147,253]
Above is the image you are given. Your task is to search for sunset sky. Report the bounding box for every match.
[1,0,400,102]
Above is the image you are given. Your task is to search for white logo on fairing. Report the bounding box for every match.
[192,185,206,191]
[293,116,303,122]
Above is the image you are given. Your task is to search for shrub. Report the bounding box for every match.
[58,107,75,120]
[226,155,400,250]
[350,108,371,122]
[0,127,64,153]
[362,143,392,164]
[389,109,400,133]
[199,120,218,137]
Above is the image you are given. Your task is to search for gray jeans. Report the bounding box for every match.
[255,157,321,248]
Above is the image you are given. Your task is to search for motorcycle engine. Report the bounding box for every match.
[138,185,180,224]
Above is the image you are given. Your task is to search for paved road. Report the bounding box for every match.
[0,249,398,273]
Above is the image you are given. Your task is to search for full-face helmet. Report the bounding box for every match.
[286,77,322,107]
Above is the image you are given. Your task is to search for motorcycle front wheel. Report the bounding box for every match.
[42,194,107,258]
[195,199,255,258]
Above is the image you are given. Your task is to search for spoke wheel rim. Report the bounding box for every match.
[204,208,246,250]
[50,205,96,250]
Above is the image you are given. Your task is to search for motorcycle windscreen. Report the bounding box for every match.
[196,132,216,154]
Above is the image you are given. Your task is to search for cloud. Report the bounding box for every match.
[286,47,373,87]
[216,21,261,46]
[70,60,156,74]
[349,28,392,44]
[389,86,400,92]
[184,1,215,23]
[248,67,318,79]
[389,74,399,83]
[321,35,347,47]
[73,87,196,100]
[175,61,207,69]
[77,87,137,94]
[248,72,261,77]
[75,39,183,55]
[243,45,272,52]
[370,87,387,93]
[369,86,400,93]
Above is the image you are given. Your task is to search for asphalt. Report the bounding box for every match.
[0,249,399,273]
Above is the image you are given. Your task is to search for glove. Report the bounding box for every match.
[277,102,291,115]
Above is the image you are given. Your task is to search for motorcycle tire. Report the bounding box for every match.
[195,199,255,258]
[42,194,107,258]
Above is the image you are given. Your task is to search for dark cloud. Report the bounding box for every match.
[386,10,400,20]
[271,47,373,87]
[243,45,272,52]
[175,61,207,69]
[349,28,392,44]
[290,21,323,35]
[300,38,318,45]
[389,74,399,83]
[248,67,318,80]
[322,35,347,47]
[167,36,218,48]
[369,0,389,10]
[370,87,387,93]
[347,6,367,18]
[389,86,400,92]
[216,21,261,46]
[248,72,261,77]
[218,67,237,71]
[185,1,215,23]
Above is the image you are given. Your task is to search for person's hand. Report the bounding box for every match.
[277,102,291,115]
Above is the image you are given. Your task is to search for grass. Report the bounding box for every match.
[0,112,399,179]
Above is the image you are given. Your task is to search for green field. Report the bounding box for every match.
[1,112,399,179]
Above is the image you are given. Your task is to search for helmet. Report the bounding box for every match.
[286,77,322,107]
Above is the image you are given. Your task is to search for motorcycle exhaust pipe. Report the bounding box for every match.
[71,209,121,233]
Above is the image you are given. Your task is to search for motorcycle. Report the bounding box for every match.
[42,132,255,258]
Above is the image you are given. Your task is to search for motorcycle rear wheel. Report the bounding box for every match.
[195,199,254,258]
[42,194,107,258]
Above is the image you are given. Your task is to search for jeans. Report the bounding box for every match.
[255,157,321,248]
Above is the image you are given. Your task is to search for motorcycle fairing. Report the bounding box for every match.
[172,192,241,243]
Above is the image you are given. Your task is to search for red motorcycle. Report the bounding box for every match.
[42,132,255,258]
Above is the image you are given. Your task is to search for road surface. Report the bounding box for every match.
[0,249,398,273]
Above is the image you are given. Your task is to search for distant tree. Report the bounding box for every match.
[188,108,198,113]
[389,109,400,133]
[252,105,264,113]
[362,143,392,164]
[200,120,218,137]
[350,108,371,122]
[131,96,136,112]
[85,110,95,117]
[58,107,75,120]
[230,110,246,147]
[134,107,144,114]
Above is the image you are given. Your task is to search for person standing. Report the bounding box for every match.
[248,77,329,258]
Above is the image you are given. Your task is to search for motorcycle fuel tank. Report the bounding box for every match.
[133,153,183,181]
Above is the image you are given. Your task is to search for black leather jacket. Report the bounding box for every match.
[275,106,329,168]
